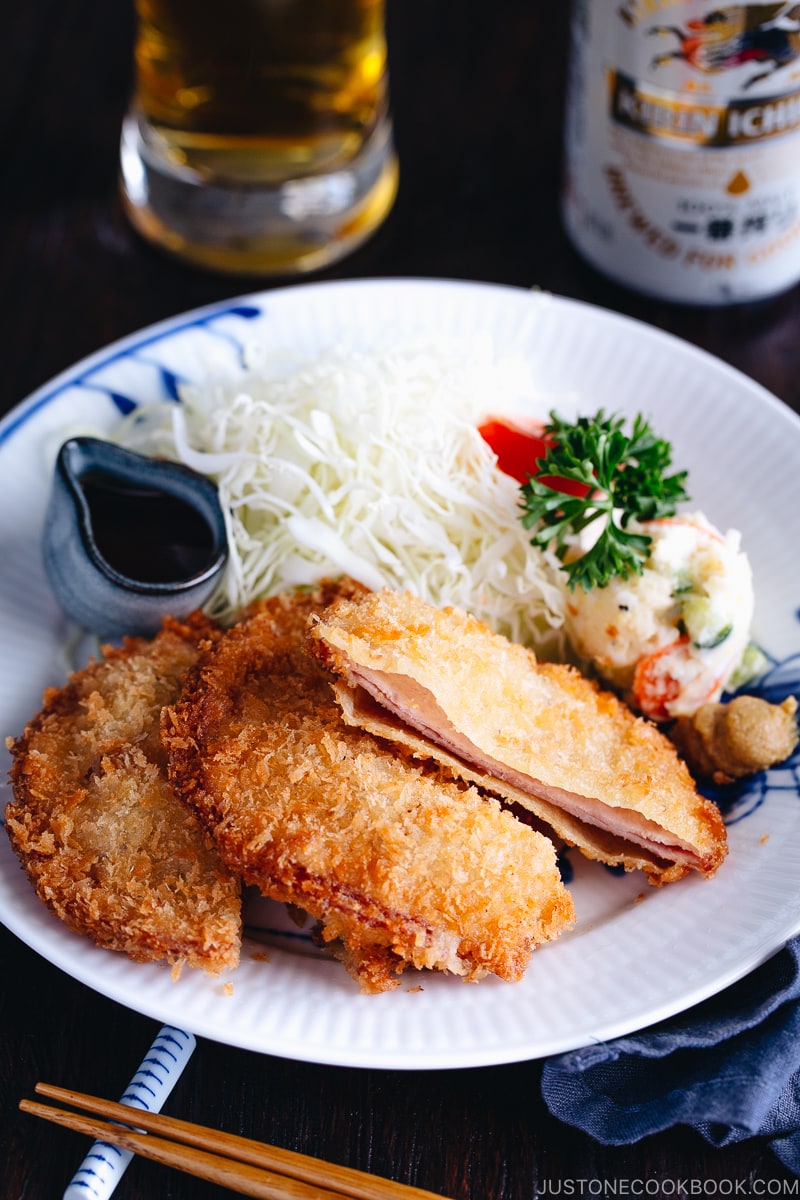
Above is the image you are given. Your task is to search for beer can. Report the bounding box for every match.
[562,0,800,304]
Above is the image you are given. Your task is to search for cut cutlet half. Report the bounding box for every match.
[162,581,575,994]
[306,588,728,886]
[5,613,242,973]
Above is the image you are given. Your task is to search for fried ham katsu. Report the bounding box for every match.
[162,582,575,993]
[5,614,241,973]
[307,589,728,885]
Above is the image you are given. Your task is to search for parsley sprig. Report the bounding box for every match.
[520,410,689,591]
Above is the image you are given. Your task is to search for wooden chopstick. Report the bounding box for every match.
[21,1083,452,1200]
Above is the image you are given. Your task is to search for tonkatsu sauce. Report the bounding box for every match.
[79,471,217,584]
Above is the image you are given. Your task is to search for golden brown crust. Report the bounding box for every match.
[307,588,728,884]
[163,582,574,993]
[331,681,683,881]
[5,612,242,973]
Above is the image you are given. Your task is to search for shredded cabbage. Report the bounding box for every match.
[113,339,567,651]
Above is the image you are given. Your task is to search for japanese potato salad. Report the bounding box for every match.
[111,336,759,722]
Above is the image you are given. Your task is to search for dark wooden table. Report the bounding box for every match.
[3,3,800,1197]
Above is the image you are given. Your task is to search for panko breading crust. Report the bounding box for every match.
[5,613,241,973]
[162,582,574,993]
[307,588,728,885]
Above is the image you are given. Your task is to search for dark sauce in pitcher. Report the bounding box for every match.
[79,471,218,584]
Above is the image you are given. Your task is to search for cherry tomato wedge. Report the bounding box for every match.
[478,416,590,497]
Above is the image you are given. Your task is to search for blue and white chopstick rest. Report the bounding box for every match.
[63,1025,195,1200]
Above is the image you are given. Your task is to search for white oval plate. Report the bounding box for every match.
[2,279,799,1070]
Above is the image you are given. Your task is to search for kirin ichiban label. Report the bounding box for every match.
[562,0,800,303]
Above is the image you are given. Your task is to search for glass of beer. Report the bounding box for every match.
[119,0,398,274]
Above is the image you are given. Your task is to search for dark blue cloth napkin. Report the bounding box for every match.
[541,938,800,1174]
